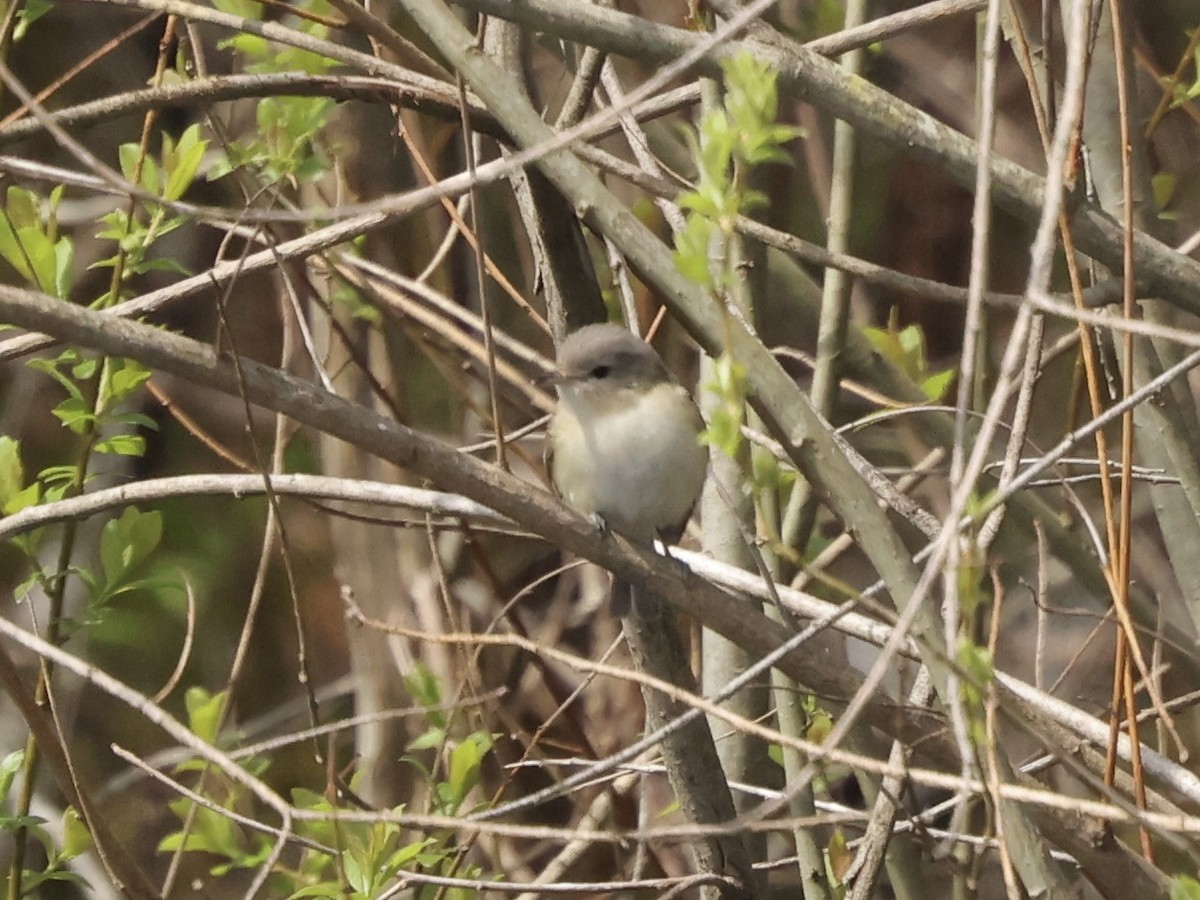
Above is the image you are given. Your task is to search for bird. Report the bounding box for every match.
[544,323,708,614]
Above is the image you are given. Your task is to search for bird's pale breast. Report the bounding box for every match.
[548,381,706,543]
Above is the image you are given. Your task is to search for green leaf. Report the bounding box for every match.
[290,787,329,812]
[677,186,721,221]
[95,208,131,241]
[446,732,492,811]
[1171,875,1200,900]
[184,686,227,743]
[17,869,89,892]
[51,396,96,434]
[138,154,160,194]
[28,350,86,400]
[6,186,38,229]
[120,227,147,254]
[389,838,435,869]
[826,829,851,885]
[403,662,443,708]
[342,850,369,893]
[1152,172,1177,212]
[53,236,74,298]
[108,358,152,401]
[164,124,208,201]
[98,573,181,607]
[701,405,742,457]
[0,437,27,512]
[288,886,344,899]
[700,353,748,458]
[0,214,29,281]
[3,481,39,516]
[111,411,158,431]
[71,357,97,380]
[206,153,236,182]
[99,507,162,584]
[673,50,799,292]
[16,225,57,294]
[129,255,193,276]
[13,0,53,41]
[160,800,244,861]
[212,0,262,20]
[0,813,46,831]
[118,143,142,186]
[94,434,146,457]
[0,750,24,799]
[672,215,715,288]
[406,727,446,752]
[806,708,833,743]
[956,639,994,684]
[864,320,934,384]
[61,806,93,860]
[920,368,955,402]
[38,464,80,489]
[0,186,70,293]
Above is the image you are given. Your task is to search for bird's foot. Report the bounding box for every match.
[655,530,692,578]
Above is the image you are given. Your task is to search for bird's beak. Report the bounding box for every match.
[535,369,564,389]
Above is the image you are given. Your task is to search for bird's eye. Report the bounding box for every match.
[590,365,610,379]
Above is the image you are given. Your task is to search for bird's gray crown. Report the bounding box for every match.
[556,323,670,386]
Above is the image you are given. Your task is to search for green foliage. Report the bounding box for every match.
[75,506,174,618]
[94,123,208,286]
[99,506,162,588]
[0,751,92,894]
[401,664,496,815]
[286,785,439,899]
[673,52,802,291]
[1172,875,1200,900]
[158,673,501,896]
[184,685,228,745]
[436,731,493,817]
[5,11,425,895]
[404,663,446,730]
[797,0,850,39]
[330,275,382,326]
[159,797,274,877]
[676,53,800,464]
[1166,33,1200,107]
[207,0,339,184]
[28,352,95,436]
[864,316,955,401]
[1152,171,1180,221]
[8,349,161,598]
[750,443,796,493]
[801,693,834,744]
[0,750,40,833]
[26,350,157,467]
[956,638,994,745]
[766,694,833,769]
[214,0,337,77]
[36,464,85,505]
[250,95,337,183]
[3,392,172,621]
[0,436,39,516]
[13,0,53,42]
[0,185,73,298]
[718,54,801,169]
[955,542,987,619]
[158,688,277,877]
[824,828,850,896]
[700,351,748,458]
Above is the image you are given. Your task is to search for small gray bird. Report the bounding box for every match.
[545,324,707,614]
